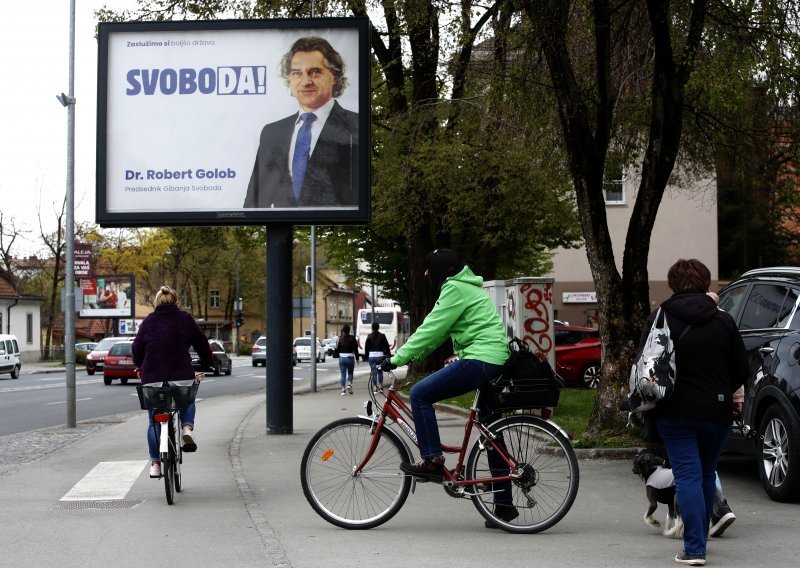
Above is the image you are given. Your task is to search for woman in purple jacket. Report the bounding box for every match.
[132,286,213,478]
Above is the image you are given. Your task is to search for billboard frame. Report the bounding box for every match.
[96,17,371,227]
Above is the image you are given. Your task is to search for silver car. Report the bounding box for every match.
[252,336,267,367]
[293,337,326,363]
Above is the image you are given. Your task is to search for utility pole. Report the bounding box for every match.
[235,248,240,355]
[310,226,317,392]
[60,0,77,428]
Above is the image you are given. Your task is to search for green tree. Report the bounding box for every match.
[520,0,800,435]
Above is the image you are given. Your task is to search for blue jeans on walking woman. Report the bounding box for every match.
[656,415,730,559]
[368,355,384,388]
[339,354,355,388]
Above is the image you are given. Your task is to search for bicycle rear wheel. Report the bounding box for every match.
[174,415,182,493]
[301,417,413,529]
[163,418,176,505]
[466,414,579,533]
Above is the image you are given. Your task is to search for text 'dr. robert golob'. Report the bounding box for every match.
[125,168,236,181]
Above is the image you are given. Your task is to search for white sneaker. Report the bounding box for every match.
[182,427,197,452]
[346,383,353,394]
[149,461,162,478]
[341,389,347,396]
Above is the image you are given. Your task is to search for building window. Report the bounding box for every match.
[26,314,33,343]
[603,163,625,204]
[210,289,220,309]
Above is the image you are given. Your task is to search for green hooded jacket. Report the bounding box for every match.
[391,266,509,367]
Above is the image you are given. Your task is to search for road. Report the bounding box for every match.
[0,356,342,436]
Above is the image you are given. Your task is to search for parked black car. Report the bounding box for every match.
[189,340,233,376]
[718,267,800,502]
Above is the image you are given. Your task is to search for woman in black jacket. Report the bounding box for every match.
[334,324,359,395]
[642,259,747,566]
[364,321,391,393]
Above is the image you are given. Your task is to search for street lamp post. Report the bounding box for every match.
[59,0,77,428]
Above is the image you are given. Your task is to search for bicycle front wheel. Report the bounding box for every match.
[466,414,579,533]
[301,417,413,529]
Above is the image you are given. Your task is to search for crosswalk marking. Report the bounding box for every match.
[61,461,146,501]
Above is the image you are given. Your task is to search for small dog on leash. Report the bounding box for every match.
[632,453,683,538]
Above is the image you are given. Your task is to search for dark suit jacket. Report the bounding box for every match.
[243,100,359,208]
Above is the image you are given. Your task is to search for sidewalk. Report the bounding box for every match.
[0,361,792,567]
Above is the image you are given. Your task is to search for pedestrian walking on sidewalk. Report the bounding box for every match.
[334,324,359,395]
[364,321,391,393]
[132,285,213,478]
[640,259,747,566]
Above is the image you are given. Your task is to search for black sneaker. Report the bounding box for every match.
[484,503,520,528]
[400,456,445,482]
[709,511,735,537]
[675,552,705,566]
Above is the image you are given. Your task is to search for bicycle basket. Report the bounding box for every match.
[137,381,197,411]
[480,338,563,411]
[481,375,561,411]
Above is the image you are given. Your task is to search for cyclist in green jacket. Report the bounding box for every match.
[384,249,509,490]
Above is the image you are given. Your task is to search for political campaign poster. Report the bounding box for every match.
[79,275,135,318]
[97,18,370,227]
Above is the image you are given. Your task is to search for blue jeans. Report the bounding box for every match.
[147,402,196,461]
[368,356,384,387]
[409,358,503,459]
[339,355,355,388]
[656,415,730,558]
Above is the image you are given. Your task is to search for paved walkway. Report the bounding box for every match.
[0,358,792,567]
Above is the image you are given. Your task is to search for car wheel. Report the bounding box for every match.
[11,365,19,379]
[581,364,600,389]
[758,403,800,502]
[87,368,95,376]
[252,361,258,367]
[121,378,129,385]
[103,375,112,385]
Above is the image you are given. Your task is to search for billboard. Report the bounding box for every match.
[74,243,92,276]
[79,275,135,318]
[97,18,370,227]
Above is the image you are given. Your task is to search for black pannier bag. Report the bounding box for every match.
[481,338,564,412]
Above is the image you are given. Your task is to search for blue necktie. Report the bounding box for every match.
[292,112,317,201]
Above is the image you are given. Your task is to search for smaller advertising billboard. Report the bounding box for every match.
[79,275,135,319]
[74,243,92,277]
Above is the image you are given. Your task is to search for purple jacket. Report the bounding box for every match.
[132,303,212,384]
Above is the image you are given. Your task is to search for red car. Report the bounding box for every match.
[103,341,138,385]
[554,325,601,388]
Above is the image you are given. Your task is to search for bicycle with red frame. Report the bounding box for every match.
[300,363,579,533]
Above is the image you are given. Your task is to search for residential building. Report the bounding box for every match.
[0,276,43,363]
[548,168,718,326]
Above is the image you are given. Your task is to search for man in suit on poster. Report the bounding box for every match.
[243,36,359,208]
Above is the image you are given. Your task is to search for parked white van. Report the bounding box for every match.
[0,334,21,379]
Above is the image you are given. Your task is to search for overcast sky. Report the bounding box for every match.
[0,1,137,256]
